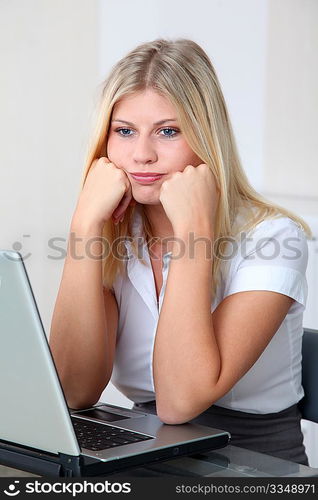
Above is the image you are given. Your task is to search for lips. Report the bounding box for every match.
[130,173,165,177]
[130,174,164,184]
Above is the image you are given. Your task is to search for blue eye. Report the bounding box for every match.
[160,128,178,138]
[115,127,179,139]
[116,128,133,137]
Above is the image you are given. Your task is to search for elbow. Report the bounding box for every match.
[67,395,100,411]
[58,370,111,411]
[65,388,101,410]
[63,381,110,411]
[156,401,184,425]
[157,405,200,425]
[156,395,215,425]
[154,373,222,424]
[157,413,190,425]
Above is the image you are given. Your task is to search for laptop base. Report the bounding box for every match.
[0,432,230,477]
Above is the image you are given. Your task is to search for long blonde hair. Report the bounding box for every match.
[80,38,312,292]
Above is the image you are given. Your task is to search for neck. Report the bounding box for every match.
[141,203,174,253]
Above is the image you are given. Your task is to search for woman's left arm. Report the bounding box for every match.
[153,164,294,423]
[153,244,294,423]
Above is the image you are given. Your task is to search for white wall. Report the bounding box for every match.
[263,0,318,201]
[0,0,100,335]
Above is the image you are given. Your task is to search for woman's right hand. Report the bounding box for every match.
[74,157,135,227]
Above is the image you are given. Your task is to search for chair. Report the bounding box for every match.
[298,328,318,423]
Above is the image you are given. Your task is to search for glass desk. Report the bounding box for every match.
[1,445,318,478]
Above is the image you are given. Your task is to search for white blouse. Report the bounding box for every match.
[108,204,308,414]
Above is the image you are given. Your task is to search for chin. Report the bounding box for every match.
[136,199,161,206]
[133,191,161,205]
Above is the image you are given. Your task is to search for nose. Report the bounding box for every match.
[132,134,158,164]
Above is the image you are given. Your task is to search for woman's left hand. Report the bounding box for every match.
[159,163,219,235]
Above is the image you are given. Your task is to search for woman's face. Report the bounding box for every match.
[107,89,202,205]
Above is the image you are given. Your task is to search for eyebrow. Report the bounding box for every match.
[111,118,178,126]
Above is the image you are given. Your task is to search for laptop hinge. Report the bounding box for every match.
[58,453,84,477]
[0,440,84,477]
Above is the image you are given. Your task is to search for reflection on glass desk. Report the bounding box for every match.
[1,445,318,478]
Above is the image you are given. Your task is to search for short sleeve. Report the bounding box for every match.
[224,217,309,313]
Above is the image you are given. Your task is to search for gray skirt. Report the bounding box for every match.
[133,401,309,466]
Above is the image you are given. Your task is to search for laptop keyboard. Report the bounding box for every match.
[71,417,153,451]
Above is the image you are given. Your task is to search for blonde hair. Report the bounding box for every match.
[80,38,312,292]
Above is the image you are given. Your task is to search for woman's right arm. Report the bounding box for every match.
[49,158,133,409]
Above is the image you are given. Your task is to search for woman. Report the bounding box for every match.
[49,38,312,465]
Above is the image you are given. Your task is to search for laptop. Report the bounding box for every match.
[0,249,230,477]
